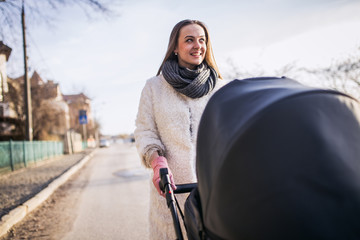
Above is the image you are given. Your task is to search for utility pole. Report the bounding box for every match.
[21,0,33,141]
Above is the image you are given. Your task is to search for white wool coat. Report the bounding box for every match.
[134,74,226,240]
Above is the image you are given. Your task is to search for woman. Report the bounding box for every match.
[134,19,226,239]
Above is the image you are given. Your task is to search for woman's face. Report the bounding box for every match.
[174,24,207,70]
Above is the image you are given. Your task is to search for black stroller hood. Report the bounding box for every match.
[195,77,360,239]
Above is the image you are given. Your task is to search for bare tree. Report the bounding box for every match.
[223,58,300,81]
[303,46,360,98]
[274,61,300,79]
[223,58,265,80]
[0,0,115,43]
[6,78,24,122]
[2,78,26,139]
[32,99,67,140]
[223,48,360,99]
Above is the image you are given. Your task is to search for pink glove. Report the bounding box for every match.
[151,156,176,197]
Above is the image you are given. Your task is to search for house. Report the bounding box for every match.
[0,41,24,140]
[0,41,12,116]
[8,71,71,140]
[63,93,94,136]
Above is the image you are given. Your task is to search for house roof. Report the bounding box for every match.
[63,93,91,104]
[30,71,45,86]
[0,41,12,61]
[10,71,45,87]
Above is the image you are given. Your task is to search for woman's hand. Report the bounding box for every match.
[150,155,176,197]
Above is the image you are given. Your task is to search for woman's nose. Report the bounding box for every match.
[194,41,201,49]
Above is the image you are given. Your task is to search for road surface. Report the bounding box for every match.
[63,142,150,239]
[2,142,151,240]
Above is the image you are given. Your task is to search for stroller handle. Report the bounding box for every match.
[174,183,197,194]
[159,168,197,240]
[160,168,184,240]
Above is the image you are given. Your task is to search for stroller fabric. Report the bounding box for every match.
[186,77,360,239]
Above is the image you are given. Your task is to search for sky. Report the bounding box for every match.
[4,0,360,135]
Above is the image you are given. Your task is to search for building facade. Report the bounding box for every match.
[0,41,12,117]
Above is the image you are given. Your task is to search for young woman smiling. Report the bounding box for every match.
[134,19,226,239]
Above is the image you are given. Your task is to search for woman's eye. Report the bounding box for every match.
[186,39,193,42]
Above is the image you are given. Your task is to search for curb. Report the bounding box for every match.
[0,150,96,238]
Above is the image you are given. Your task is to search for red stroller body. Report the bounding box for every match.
[161,77,360,240]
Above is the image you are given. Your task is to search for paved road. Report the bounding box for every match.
[63,143,151,239]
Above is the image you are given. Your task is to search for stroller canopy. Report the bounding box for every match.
[195,77,360,239]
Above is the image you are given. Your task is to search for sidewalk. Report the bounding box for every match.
[0,148,95,238]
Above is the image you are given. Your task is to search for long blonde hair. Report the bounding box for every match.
[157,19,222,79]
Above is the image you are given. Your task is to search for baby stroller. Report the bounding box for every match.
[160,77,360,240]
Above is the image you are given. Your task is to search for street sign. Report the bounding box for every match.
[79,110,88,125]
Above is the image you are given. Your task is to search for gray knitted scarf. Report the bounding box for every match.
[162,60,218,98]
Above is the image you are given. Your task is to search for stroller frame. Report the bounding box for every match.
[160,168,196,240]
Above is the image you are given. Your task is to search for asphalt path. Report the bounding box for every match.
[63,143,150,239]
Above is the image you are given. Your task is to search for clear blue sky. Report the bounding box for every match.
[5,0,360,135]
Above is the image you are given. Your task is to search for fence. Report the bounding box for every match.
[0,140,64,174]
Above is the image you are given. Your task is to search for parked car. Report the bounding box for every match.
[99,139,110,148]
